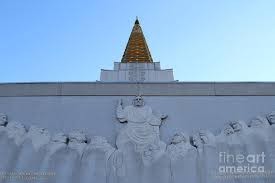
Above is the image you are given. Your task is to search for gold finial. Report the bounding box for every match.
[121,18,153,63]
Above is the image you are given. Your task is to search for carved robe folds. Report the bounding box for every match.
[116,105,162,152]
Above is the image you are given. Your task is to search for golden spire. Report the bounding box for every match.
[121,18,153,63]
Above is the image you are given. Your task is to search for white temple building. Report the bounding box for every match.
[100,19,174,82]
[0,19,275,183]
[100,62,174,82]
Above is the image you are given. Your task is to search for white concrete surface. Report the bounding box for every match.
[100,62,174,82]
[0,95,275,145]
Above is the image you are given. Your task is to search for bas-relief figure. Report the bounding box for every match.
[116,96,167,165]
[79,136,115,183]
[12,126,50,177]
[68,131,88,156]
[39,132,68,173]
[87,136,115,158]
[196,130,219,183]
[229,120,249,134]
[0,114,26,178]
[5,121,27,146]
[223,120,250,145]
[112,96,169,183]
[190,131,218,183]
[190,130,217,154]
[46,132,68,156]
[248,116,271,141]
[267,111,275,125]
[198,130,216,146]
[249,116,270,128]
[264,112,275,172]
[167,132,196,160]
[1,107,275,183]
[190,133,203,150]
[26,125,51,151]
[266,111,275,145]
[221,124,235,137]
[167,132,198,183]
[52,131,88,183]
[216,124,235,145]
[228,120,250,147]
[0,113,8,127]
[0,113,8,136]
[215,124,235,162]
[37,132,69,183]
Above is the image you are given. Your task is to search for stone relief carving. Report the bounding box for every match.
[111,150,125,177]
[86,136,115,159]
[0,113,8,126]
[1,107,275,153]
[215,124,235,145]
[221,124,235,136]
[116,96,167,157]
[229,120,249,134]
[1,103,275,183]
[5,121,27,145]
[68,131,88,156]
[1,106,275,183]
[26,125,51,151]
[191,130,216,150]
[51,132,68,144]
[0,113,8,133]
[89,136,112,150]
[228,120,253,145]
[198,130,216,145]
[47,132,68,156]
[190,133,203,150]
[167,132,196,160]
[249,116,270,128]
[142,141,166,165]
[267,111,275,125]
[248,116,273,141]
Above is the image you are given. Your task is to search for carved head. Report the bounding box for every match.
[5,121,27,145]
[222,125,235,136]
[267,111,275,125]
[68,131,87,143]
[249,116,270,128]
[171,132,187,144]
[191,134,203,148]
[198,130,210,144]
[132,95,145,107]
[230,120,247,132]
[51,133,68,144]
[0,113,8,126]
[199,130,216,145]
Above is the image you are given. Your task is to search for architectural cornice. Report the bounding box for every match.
[1,82,275,96]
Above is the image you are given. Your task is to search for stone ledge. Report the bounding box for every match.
[0,82,275,96]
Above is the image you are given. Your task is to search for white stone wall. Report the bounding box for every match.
[1,95,275,145]
[100,62,174,82]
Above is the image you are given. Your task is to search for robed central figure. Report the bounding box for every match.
[116,96,167,155]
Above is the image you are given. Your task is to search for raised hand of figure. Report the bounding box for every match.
[161,113,168,120]
[118,99,123,106]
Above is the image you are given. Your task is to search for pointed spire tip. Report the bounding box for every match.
[121,17,153,63]
[135,16,139,25]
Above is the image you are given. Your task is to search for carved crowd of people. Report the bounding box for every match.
[0,104,275,183]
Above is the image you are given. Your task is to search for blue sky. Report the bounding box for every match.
[0,0,275,82]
